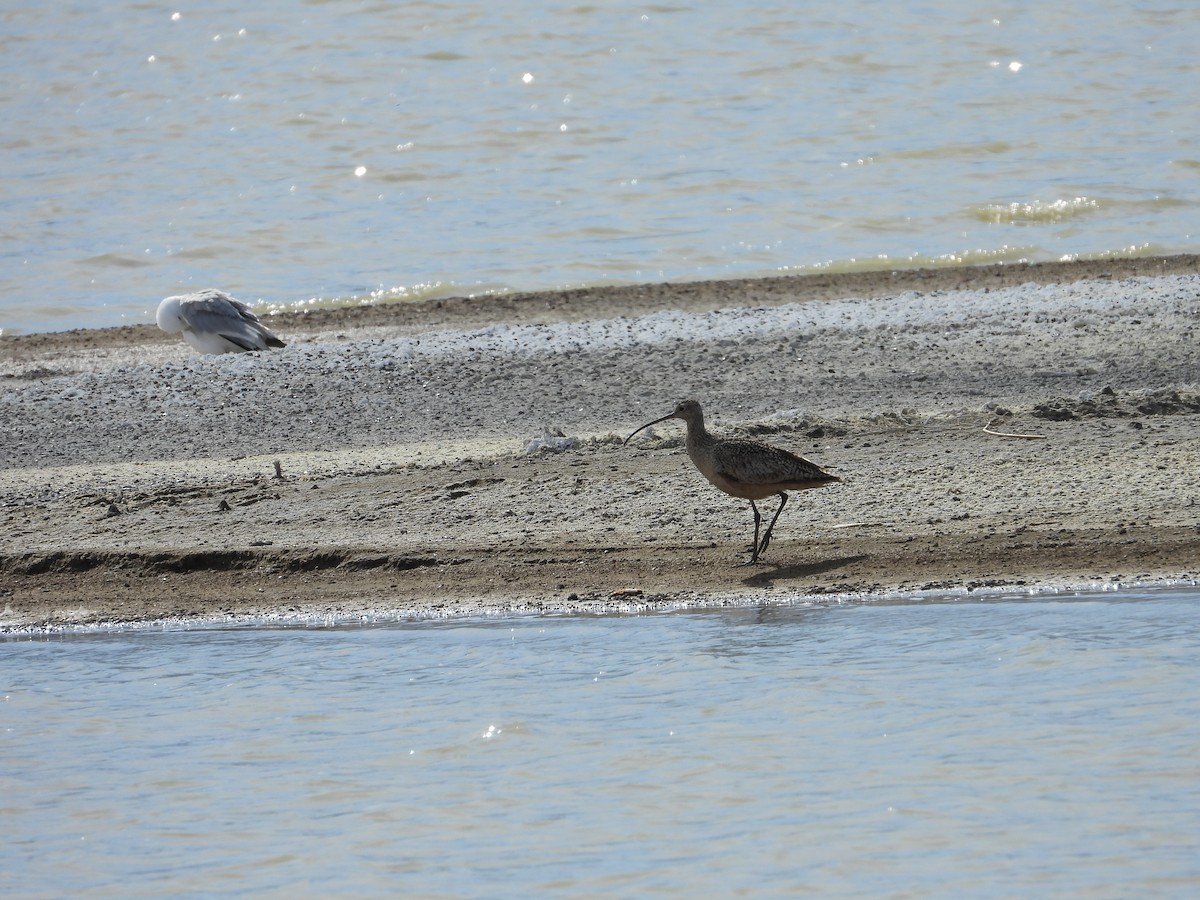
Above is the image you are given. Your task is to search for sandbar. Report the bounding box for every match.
[2,256,1198,629]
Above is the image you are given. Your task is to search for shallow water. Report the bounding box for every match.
[2,1,1198,333]
[4,586,1200,897]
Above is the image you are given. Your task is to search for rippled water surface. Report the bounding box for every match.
[4,587,1200,897]
[1,1,1198,332]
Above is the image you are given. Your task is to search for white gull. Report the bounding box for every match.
[156,289,286,354]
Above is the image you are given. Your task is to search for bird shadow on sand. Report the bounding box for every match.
[740,554,867,588]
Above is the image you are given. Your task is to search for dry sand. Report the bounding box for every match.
[2,256,1198,629]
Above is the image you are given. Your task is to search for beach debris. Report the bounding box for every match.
[444,476,505,500]
[610,588,643,599]
[624,399,840,566]
[273,459,284,480]
[156,289,286,355]
[104,503,122,518]
[983,418,1046,440]
[525,426,578,454]
[218,499,232,512]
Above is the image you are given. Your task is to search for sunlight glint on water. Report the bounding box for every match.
[1,1,1198,332]
[3,587,1200,896]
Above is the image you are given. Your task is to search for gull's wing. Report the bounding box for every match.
[179,290,285,351]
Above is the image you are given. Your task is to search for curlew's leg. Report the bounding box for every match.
[740,500,763,565]
[757,492,790,558]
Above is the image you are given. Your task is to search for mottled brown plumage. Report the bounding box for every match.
[625,399,840,564]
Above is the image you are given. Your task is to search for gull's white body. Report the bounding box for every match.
[156,289,285,355]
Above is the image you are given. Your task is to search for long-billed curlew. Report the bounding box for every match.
[157,289,286,355]
[624,399,840,565]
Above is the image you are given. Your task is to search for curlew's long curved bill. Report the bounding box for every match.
[623,412,678,446]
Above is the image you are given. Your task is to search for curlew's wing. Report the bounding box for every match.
[711,437,836,489]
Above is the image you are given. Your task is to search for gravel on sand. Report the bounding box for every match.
[3,256,1198,628]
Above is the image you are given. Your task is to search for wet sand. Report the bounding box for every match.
[3,256,1199,628]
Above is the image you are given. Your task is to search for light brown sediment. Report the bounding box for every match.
[2,256,1199,628]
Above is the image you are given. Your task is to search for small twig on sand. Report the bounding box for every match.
[984,419,1046,440]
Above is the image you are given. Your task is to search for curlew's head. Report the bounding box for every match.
[624,399,705,445]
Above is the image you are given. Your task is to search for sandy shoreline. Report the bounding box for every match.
[3,256,1199,629]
